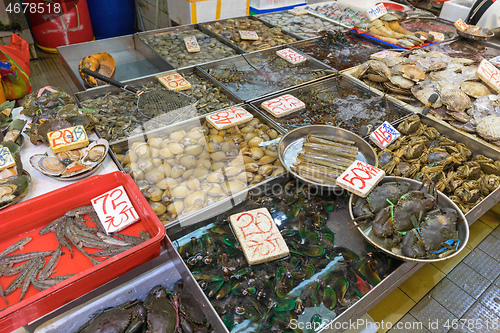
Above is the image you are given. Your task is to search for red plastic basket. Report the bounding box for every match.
[0,171,165,332]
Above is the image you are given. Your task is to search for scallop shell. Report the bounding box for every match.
[30,154,65,176]
[82,139,109,164]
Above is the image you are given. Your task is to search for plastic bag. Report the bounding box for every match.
[0,34,31,100]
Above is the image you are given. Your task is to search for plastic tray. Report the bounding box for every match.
[0,171,165,333]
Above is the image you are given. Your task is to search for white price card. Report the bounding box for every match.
[91,185,140,234]
[454,18,468,31]
[0,147,15,171]
[261,94,305,118]
[276,48,307,64]
[489,56,500,66]
[336,160,385,198]
[239,30,259,40]
[230,208,289,265]
[47,125,89,154]
[429,31,444,42]
[477,59,500,94]
[369,121,401,149]
[288,6,308,15]
[206,106,254,130]
[367,3,387,22]
[370,50,401,60]
[157,72,192,91]
[184,36,201,52]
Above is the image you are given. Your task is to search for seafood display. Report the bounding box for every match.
[400,18,458,40]
[427,38,500,66]
[251,77,411,133]
[292,31,385,71]
[351,178,466,260]
[201,49,333,101]
[291,134,358,185]
[202,17,297,52]
[79,72,238,143]
[171,177,400,332]
[139,28,238,68]
[376,115,500,213]
[30,139,109,180]
[307,2,368,28]
[257,12,346,39]
[74,281,212,333]
[112,111,284,225]
[78,52,116,87]
[351,49,500,146]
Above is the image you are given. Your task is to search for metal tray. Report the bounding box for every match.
[108,104,287,229]
[248,75,412,134]
[135,24,243,69]
[400,17,458,41]
[198,45,336,102]
[389,114,500,224]
[57,34,174,91]
[305,2,366,29]
[30,239,225,333]
[74,66,242,144]
[426,37,500,65]
[200,15,303,53]
[166,173,421,333]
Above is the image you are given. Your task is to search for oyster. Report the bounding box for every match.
[0,173,31,209]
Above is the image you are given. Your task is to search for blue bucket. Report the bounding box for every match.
[87,0,136,39]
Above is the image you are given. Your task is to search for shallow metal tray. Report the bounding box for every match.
[400,17,458,41]
[426,37,500,65]
[57,34,174,91]
[198,44,336,102]
[30,239,225,333]
[166,173,421,333]
[248,75,413,134]
[135,24,243,69]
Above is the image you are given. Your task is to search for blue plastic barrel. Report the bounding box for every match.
[86,0,136,39]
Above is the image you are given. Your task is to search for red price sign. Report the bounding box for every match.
[477,59,500,94]
[276,48,307,64]
[261,94,305,118]
[369,121,400,149]
[370,50,401,60]
[230,208,289,265]
[206,107,253,130]
[158,73,192,91]
[91,185,140,234]
[336,160,385,197]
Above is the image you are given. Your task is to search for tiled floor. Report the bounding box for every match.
[368,208,500,333]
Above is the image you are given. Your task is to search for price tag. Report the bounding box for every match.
[369,121,401,149]
[276,48,307,65]
[454,18,468,31]
[184,36,201,52]
[239,30,259,40]
[157,72,192,91]
[370,50,401,60]
[335,160,385,198]
[476,59,500,94]
[367,3,387,21]
[0,147,15,171]
[230,208,289,265]
[91,185,140,234]
[47,125,89,154]
[489,56,500,67]
[206,106,254,130]
[288,6,308,15]
[261,94,305,118]
[429,31,445,42]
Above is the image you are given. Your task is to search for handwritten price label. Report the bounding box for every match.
[230,208,289,265]
[370,50,401,60]
[184,36,200,52]
[276,48,307,65]
[429,31,445,42]
[91,185,140,234]
[47,125,89,154]
[369,121,401,149]
[336,160,385,197]
[157,73,192,91]
[261,94,305,118]
[477,59,500,94]
[0,147,15,171]
[239,30,259,40]
[454,18,468,31]
[489,56,500,67]
[288,6,308,15]
[367,3,387,21]
[206,107,253,130]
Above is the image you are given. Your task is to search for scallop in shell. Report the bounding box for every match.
[30,154,65,176]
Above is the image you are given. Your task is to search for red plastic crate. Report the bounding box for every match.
[0,171,165,333]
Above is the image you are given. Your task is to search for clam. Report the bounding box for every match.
[184,144,203,156]
[147,138,163,148]
[170,130,185,141]
[82,139,109,163]
[145,169,164,185]
[135,144,152,159]
[221,180,246,195]
[150,202,167,216]
[179,155,197,169]
[167,201,184,215]
[184,191,207,207]
[168,142,184,155]
[172,185,190,198]
[171,165,186,178]
[159,148,174,159]
[207,172,225,183]
[145,187,163,202]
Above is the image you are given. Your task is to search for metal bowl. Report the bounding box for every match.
[348,176,469,263]
[457,26,495,41]
[278,125,377,190]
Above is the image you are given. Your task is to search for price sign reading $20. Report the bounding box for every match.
[369,121,401,149]
[47,125,89,153]
[91,186,140,234]
[336,160,385,197]
[206,107,253,130]
[261,94,305,118]
[276,48,307,64]
[158,73,192,91]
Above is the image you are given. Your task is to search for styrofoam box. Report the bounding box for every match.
[167,0,248,25]
[250,0,304,9]
[439,0,471,23]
